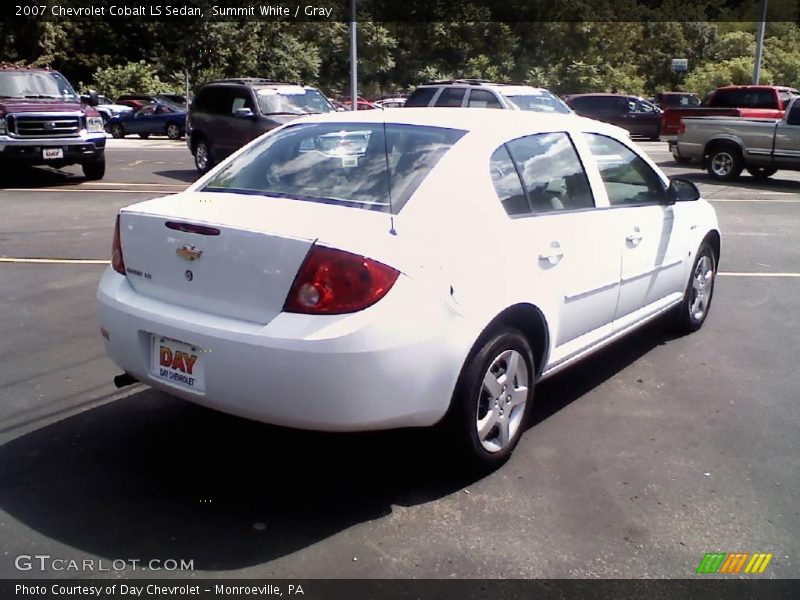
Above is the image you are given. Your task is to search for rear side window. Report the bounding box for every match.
[468,89,502,109]
[404,87,437,107]
[497,132,594,215]
[202,123,465,213]
[490,146,528,216]
[434,88,467,107]
[584,133,666,206]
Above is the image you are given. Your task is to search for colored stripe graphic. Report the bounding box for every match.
[744,553,773,574]
[697,552,726,573]
[719,553,749,574]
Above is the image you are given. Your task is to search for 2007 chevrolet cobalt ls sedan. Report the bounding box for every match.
[98,108,720,470]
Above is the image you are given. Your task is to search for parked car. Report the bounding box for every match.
[81,93,133,123]
[374,97,407,108]
[106,101,186,139]
[340,97,378,110]
[564,93,663,139]
[186,78,336,173]
[660,85,798,146]
[0,66,106,179]
[652,92,701,109]
[98,108,720,471]
[674,96,800,181]
[405,79,572,114]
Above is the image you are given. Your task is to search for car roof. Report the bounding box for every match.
[294,107,623,137]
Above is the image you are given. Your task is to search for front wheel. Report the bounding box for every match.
[109,123,125,139]
[82,160,106,181]
[706,145,743,181]
[441,327,534,472]
[166,123,182,140]
[747,166,777,180]
[674,241,717,333]
[193,138,213,173]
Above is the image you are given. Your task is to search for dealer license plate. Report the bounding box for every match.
[42,148,64,160]
[150,335,205,392]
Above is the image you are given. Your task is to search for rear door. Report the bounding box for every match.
[491,132,621,363]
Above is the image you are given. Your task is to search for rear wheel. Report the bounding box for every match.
[441,327,534,472]
[674,242,716,333]
[109,123,125,139]
[193,138,213,173]
[166,123,182,140]
[747,166,777,180]
[82,160,106,181]
[706,144,743,181]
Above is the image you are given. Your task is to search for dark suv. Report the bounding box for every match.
[404,79,572,114]
[564,93,662,139]
[187,78,335,172]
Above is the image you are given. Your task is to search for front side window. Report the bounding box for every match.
[502,132,594,215]
[584,133,666,206]
[468,89,502,109]
[202,122,465,213]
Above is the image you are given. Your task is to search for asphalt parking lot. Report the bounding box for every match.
[0,138,798,579]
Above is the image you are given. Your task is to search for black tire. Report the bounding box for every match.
[109,123,125,139]
[674,241,717,334]
[166,123,182,140]
[747,166,777,180]
[138,133,150,139]
[706,144,743,181]
[193,137,214,173]
[82,160,106,181]
[439,327,535,473]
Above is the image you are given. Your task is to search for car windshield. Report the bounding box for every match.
[202,122,466,213]
[503,91,572,114]
[0,71,77,100]
[256,87,335,115]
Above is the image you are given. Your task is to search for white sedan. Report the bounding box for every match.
[98,108,720,471]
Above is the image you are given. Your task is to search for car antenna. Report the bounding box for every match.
[382,115,397,236]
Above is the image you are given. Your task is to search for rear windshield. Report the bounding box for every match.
[503,91,572,114]
[255,87,334,115]
[202,122,466,213]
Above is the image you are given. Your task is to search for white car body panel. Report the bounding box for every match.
[98,108,720,431]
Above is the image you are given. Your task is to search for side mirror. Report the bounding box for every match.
[668,178,700,203]
[88,90,99,107]
[233,107,255,119]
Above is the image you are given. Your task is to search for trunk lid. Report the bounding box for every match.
[118,191,393,324]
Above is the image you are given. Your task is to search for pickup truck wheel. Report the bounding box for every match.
[747,167,777,180]
[109,123,125,139]
[166,123,182,140]
[82,160,106,181]
[707,145,743,181]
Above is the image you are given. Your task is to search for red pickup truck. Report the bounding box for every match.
[662,85,798,160]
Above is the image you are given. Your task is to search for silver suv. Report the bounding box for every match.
[404,79,572,114]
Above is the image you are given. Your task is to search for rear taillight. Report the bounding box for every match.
[677,121,686,135]
[283,245,399,315]
[111,214,126,275]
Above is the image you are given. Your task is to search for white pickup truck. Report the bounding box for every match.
[674,96,800,181]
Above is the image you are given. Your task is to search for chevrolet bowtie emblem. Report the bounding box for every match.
[176,245,202,261]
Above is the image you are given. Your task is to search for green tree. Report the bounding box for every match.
[91,61,172,98]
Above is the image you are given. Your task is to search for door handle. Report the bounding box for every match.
[539,242,564,265]
[626,227,643,245]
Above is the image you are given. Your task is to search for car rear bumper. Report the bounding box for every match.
[0,134,105,165]
[97,268,466,432]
